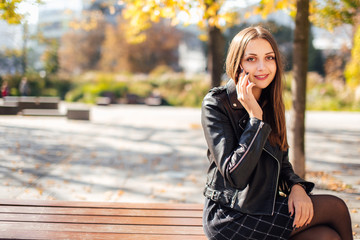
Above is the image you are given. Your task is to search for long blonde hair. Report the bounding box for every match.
[226,26,289,151]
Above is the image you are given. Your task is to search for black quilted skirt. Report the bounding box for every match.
[203,196,294,240]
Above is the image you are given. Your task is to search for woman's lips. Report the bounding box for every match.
[255,74,269,80]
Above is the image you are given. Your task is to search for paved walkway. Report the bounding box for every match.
[0,104,359,237]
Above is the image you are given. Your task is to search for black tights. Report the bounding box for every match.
[289,195,353,240]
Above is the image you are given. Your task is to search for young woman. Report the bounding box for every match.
[201,26,353,240]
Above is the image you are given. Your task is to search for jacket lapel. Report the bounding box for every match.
[226,79,243,110]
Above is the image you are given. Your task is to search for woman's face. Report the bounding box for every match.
[240,38,277,91]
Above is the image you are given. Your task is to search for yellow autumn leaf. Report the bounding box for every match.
[37,187,43,195]
[198,33,208,41]
[190,123,201,129]
[206,2,220,17]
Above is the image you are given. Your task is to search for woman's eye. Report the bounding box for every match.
[267,56,276,60]
[246,57,255,62]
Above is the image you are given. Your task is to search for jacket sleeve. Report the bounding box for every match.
[279,150,315,195]
[201,92,272,189]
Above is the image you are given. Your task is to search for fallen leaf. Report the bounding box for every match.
[39,149,47,155]
[84,186,92,193]
[37,187,43,195]
[47,180,55,186]
[355,224,359,228]
[76,195,86,200]
[104,191,113,200]
[117,190,124,196]
[141,157,148,164]
[190,123,201,129]
[351,209,358,213]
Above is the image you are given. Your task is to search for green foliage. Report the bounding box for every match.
[284,72,359,111]
[0,73,71,98]
[43,40,59,75]
[311,0,360,30]
[154,77,210,107]
[65,72,129,103]
[64,71,210,107]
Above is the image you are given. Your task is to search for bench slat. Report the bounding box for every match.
[0,200,206,239]
[0,230,206,240]
[0,206,202,218]
[0,199,203,210]
[0,213,202,226]
[0,222,205,235]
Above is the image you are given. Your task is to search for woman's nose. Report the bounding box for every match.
[257,60,265,70]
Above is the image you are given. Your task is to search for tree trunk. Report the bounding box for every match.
[208,25,224,88]
[289,0,310,178]
[22,21,28,74]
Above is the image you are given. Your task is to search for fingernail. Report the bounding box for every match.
[240,69,243,73]
[245,72,249,75]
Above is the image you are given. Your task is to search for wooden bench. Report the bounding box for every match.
[67,108,90,120]
[3,96,60,113]
[0,199,205,240]
[21,109,65,117]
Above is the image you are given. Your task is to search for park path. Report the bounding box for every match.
[0,104,359,237]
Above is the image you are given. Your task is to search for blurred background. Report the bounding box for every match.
[0,0,359,111]
[0,0,359,236]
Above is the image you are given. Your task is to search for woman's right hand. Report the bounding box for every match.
[236,70,263,120]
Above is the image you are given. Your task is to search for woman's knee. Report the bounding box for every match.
[327,195,349,214]
[312,194,349,213]
[290,225,341,240]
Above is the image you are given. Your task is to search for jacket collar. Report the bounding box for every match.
[226,79,243,110]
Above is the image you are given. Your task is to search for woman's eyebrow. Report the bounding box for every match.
[244,51,275,56]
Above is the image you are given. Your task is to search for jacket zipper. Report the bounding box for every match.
[263,147,280,215]
[230,121,264,173]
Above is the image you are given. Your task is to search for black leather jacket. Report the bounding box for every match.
[201,80,314,215]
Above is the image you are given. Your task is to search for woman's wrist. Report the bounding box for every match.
[292,183,306,192]
[249,110,263,120]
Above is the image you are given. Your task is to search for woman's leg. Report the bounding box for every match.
[289,194,353,240]
[290,225,340,240]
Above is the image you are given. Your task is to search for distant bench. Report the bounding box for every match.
[3,96,60,110]
[0,199,205,240]
[0,96,61,116]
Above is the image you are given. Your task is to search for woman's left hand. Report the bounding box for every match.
[288,184,313,229]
